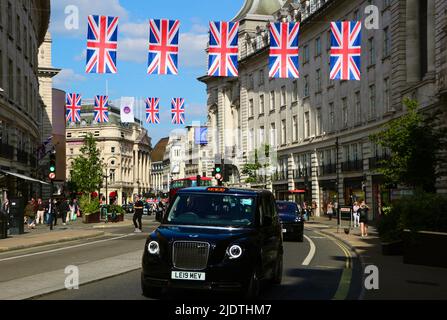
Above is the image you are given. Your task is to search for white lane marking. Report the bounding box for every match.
[302,234,316,266]
[0,233,136,263]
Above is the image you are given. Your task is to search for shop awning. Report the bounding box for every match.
[0,170,50,185]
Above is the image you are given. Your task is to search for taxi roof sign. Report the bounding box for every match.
[207,187,227,193]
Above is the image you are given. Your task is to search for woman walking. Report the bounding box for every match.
[359,201,370,237]
[353,202,360,228]
[327,201,334,221]
[35,199,45,225]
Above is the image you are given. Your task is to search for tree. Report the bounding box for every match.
[242,144,273,184]
[69,133,104,196]
[370,98,444,192]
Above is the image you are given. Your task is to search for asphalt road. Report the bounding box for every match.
[33,227,363,300]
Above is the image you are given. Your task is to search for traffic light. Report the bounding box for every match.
[49,149,56,180]
[213,164,223,186]
[223,164,233,182]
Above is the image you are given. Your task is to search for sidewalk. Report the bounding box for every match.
[306,216,447,299]
[0,215,145,253]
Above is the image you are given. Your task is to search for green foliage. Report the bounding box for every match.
[79,194,100,215]
[378,193,447,242]
[370,98,443,192]
[108,204,125,215]
[69,134,104,194]
[242,144,273,184]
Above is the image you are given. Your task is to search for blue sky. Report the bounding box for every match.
[50,0,244,145]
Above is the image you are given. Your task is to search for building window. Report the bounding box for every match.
[316,69,321,92]
[259,69,264,85]
[304,75,309,97]
[304,112,310,138]
[355,91,361,124]
[369,37,375,66]
[259,126,265,144]
[16,68,21,106]
[270,91,275,111]
[384,77,391,112]
[316,108,322,136]
[270,123,276,147]
[248,74,254,90]
[111,147,115,153]
[329,102,335,132]
[369,84,376,120]
[293,80,298,102]
[353,9,360,21]
[303,45,310,63]
[281,119,286,145]
[342,98,348,128]
[315,37,321,56]
[7,2,12,36]
[110,169,116,183]
[292,115,298,142]
[16,15,21,46]
[327,30,332,50]
[248,99,254,117]
[8,59,13,100]
[383,27,391,57]
[280,86,286,107]
[259,94,265,114]
[70,148,73,154]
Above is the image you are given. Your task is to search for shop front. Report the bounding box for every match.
[272,183,289,201]
[372,175,392,220]
[344,177,364,206]
[318,179,337,215]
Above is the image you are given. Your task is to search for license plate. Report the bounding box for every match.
[282,229,287,233]
[171,271,206,281]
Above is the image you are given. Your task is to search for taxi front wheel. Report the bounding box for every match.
[243,269,261,300]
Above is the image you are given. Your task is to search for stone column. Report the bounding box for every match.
[406,0,420,82]
[426,0,435,75]
[311,151,321,217]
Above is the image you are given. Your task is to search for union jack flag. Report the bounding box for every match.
[269,22,300,79]
[148,19,180,75]
[208,21,239,77]
[65,93,82,123]
[86,15,119,74]
[171,98,185,125]
[145,98,160,124]
[330,21,362,81]
[94,95,109,123]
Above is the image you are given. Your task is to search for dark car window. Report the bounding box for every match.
[261,194,276,226]
[166,193,256,227]
[276,202,299,216]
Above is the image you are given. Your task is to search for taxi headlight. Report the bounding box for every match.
[227,244,243,259]
[148,241,160,255]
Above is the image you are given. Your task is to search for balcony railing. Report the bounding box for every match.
[0,143,14,160]
[369,155,391,170]
[17,150,29,164]
[272,171,288,182]
[293,168,312,179]
[318,164,337,176]
[341,160,363,173]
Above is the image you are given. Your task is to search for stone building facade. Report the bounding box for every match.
[0,0,51,203]
[150,137,169,194]
[66,103,152,205]
[200,0,446,219]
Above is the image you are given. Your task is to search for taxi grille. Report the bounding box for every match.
[172,241,210,271]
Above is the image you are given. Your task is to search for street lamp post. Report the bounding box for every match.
[103,172,111,205]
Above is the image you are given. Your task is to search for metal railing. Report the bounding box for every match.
[318,163,337,176]
[341,160,363,172]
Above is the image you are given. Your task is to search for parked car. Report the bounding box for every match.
[122,203,134,214]
[276,201,304,242]
[141,187,284,299]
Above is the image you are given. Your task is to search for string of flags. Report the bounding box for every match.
[83,14,363,81]
[65,94,186,125]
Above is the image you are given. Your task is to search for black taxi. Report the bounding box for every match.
[141,187,283,299]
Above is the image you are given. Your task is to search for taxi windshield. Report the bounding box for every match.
[165,193,256,227]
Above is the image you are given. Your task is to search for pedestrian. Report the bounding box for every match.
[133,195,144,233]
[59,198,70,226]
[24,199,36,229]
[359,201,370,237]
[311,201,317,220]
[353,201,360,228]
[46,198,54,230]
[327,201,334,221]
[35,198,45,225]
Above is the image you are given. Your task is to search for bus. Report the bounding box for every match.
[169,176,213,203]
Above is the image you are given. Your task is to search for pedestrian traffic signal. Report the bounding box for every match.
[213,164,223,186]
[49,150,56,180]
